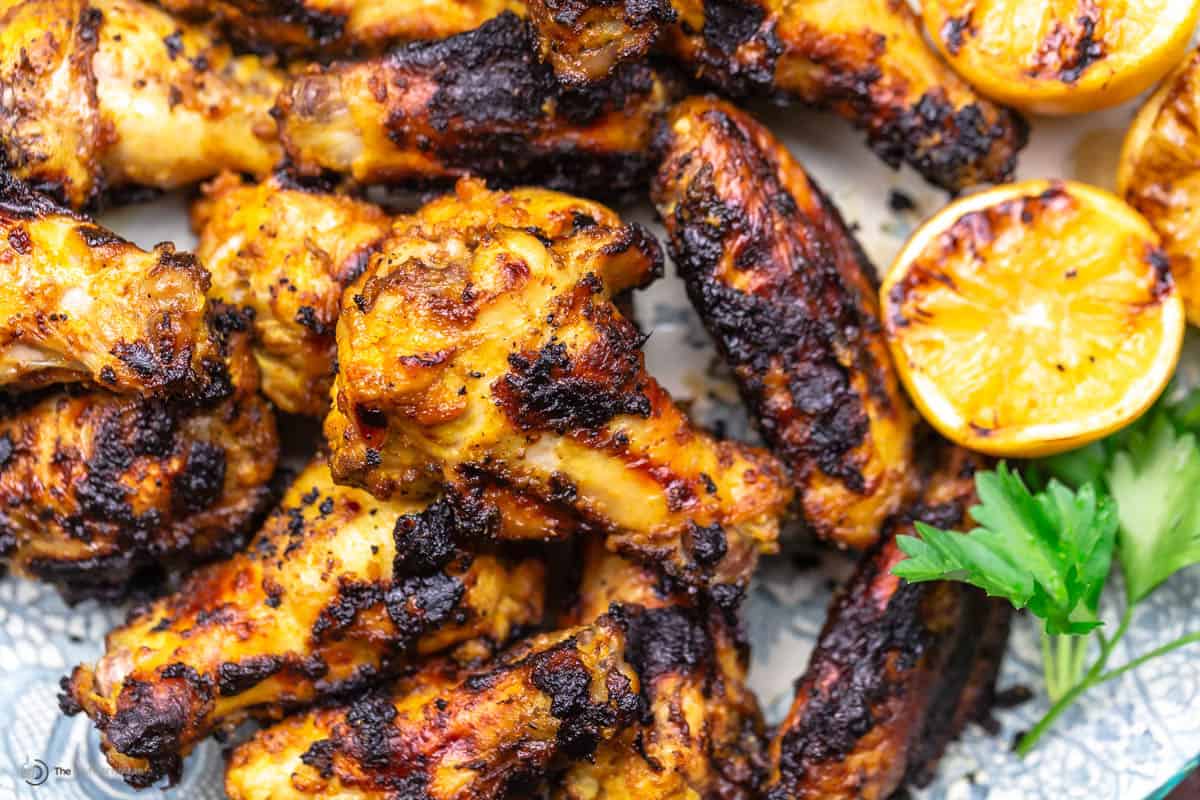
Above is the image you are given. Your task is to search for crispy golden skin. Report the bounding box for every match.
[224,614,640,800]
[528,0,674,85]
[159,0,524,54]
[0,307,278,601]
[653,98,918,551]
[1120,47,1200,327]
[555,541,766,800]
[764,447,1012,800]
[527,0,1026,190]
[0,0,282,209]
[275,13,677,199]
[63,458,547,788]
[326,178,791,590]
[0,174,232,397]
[193,173,391,416]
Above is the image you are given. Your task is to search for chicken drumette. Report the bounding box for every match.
[274,13,679,199]
[192,172,392,416]
[326,178,791,591]
[765,446,1012,800]
[0,0,282,209]
[224,613,641,800]
[555,539,767,799]
[653,97,918,551]
[0,172,230,398]
[527,0,1027,190]
[64,458,547,787]
[0,304,278,601]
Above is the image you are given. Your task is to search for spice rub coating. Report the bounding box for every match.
[193,172,392,416]
[0,174,229,398]
[653,98,918,550]
[0,307,278,601]
[764,447,1012,800]
[224,614,640,800]
[0,0,282,209]
[275,13,678,200]
[63,458,546,788]
[326,178,791,591]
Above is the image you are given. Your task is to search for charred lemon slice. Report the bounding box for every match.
[1120,47,1200,326]
[922,0,1200,115]
[882,180,1185,457]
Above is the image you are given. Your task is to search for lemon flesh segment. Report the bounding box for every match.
[923,0,1200,115]
[1120,47,1200,327]
[882,180,1185,457]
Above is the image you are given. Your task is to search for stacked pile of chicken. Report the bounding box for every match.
[0,0,1024,796]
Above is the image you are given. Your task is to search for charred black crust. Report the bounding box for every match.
[392,490,498,575]
[623,605,709,685]
[376,14,671,198]
[217,655,284,696]
[528,634,640,758]
[0,172,79,221]
[310,570,467,647]
[657,109,878,493]
[540,0,676,29]
[868,90,1028,193]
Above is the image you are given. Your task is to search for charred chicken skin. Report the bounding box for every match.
[63,458,547,788]
[527,0,1027,190]
[653,98,918,551]
[158,0,525,55]
[326,178,791,591]
[224,613,641,800]
[764,446,1012,800]
[275,13,678,199]
[0,171,229,398]
[0,0,283,210]
[0,305,278,601]
[555,540,767,800]
[193,172,391,416]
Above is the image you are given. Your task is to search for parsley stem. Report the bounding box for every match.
[1094,631,1200,684]
[1019,606,1135,756]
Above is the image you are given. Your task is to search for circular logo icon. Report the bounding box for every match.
[21,758,49,787]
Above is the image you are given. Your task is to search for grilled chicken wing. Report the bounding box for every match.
[653,97,917,550]
[555,540,766,799]
[764,447,1012,800]
[224,614,640,800]
[527,0,1026,190]
[275,13,677,199]
[528,0,674,86]
[193,173,391,416]
[159,0,524,54]
[0,0,282,209]
[63,458,547,788]
[0,306,277,601]
[326,178,791,590]
[0,172,227,398]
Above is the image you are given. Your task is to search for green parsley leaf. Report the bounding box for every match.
[1106,414,1200,604]
[894,463,1117,635]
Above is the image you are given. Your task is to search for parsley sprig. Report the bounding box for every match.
[894,387,1200,754]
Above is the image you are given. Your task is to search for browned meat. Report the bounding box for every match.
[274,13,679,199]
[764,446,1012,799]
[63,458,547,787]
[653,97,919,550]
[0,306,278,601]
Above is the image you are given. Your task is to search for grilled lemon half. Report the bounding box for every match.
[922,0,1200,115]
[882,180,1185,457]
[1120,47,1200,327]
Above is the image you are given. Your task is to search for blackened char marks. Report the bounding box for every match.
[258,0,347,46]
[624,606,710,684]
[310,571,466,648]
[0,172,78,221]
[690,0,781,95]
[869,89,1028,193]
[171,441,227,515]
[493,298,651,434]
[663,113,873,491]
[217,655,284,697]
[392,490,499,576]
[387,14,556,136]
[530,637,639,758]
